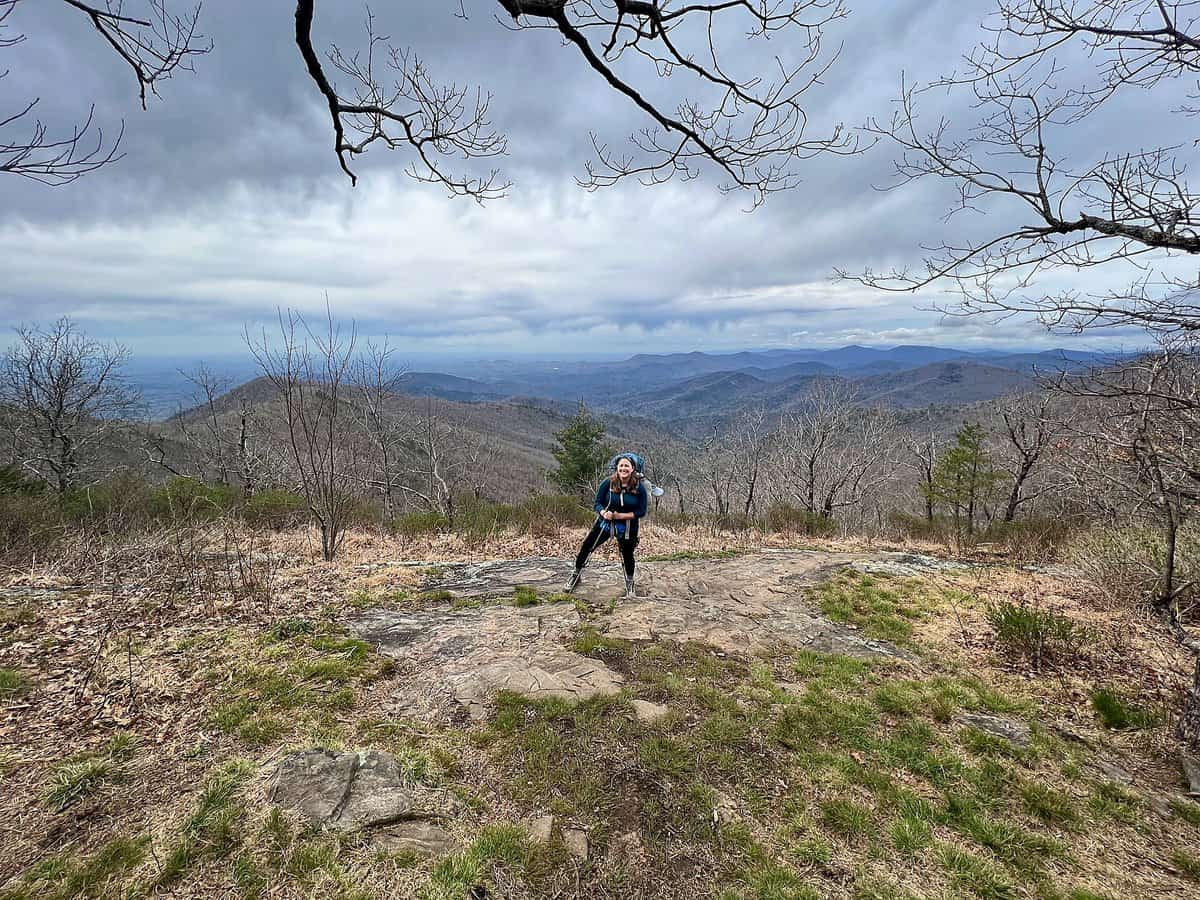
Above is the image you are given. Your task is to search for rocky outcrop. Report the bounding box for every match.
[351,550,917,722]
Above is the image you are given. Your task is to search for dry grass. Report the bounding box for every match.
[2,522,1200,897]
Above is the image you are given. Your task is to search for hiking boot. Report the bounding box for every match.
[624,575,636,599]
[565,567,583,593]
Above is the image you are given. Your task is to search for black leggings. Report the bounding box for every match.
[575,521,638,577]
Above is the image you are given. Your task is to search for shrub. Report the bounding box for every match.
[981,517,1077,563]
[886,511,955,544]
[150,477,242,522]
[1066,525,1200,609]
[986,599,1093,669]
[0,491,61,559]
[767,503,838,536]
[392,508,448,537]
[716,511,759,533]
[61,473,155,531]
[241,489,308,530]
[1090,686,1163,731]
[514,493,593,531]
[0,465,46,495]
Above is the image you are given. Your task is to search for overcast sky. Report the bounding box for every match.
[0,0,1183,360]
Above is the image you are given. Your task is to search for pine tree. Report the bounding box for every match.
[926,422,1001,544]
[550,402,611,497]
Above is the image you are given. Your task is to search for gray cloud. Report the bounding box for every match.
[0,1,1172,356]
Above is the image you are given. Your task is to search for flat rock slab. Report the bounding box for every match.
[956,713,1031,748]
[269,748,454,851]
[373,821,456,855]
[352,550,920,722]
[850,552,972,578]
[352,601,624,721]
[599,552,912,659]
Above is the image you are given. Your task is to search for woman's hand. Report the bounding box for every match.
[601,510,614,521]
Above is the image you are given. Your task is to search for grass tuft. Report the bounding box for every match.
[1090,686,1162,731]
[1172,849,1200,882]
[986,600,1092,669]
[0,667,29,700]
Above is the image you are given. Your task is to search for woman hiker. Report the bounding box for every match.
[565,453,648,599]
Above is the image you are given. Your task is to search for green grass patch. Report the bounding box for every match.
[572,626,634,656]
[642,549,743,562]
[1171,797,1200,826]
[810,572,939,645]
[939,844,1015,899]
[639,736,695,778]
[1172,849,1200,882]
[153,759,254,889]
[420,824,531,900]
[0,835,149,900]
[819,797,874,838]
[890,813,933,854]
[1090,686,1163,731]
[42,733,140,811]
[1017,782,1084,830]
[206,622,388,746]
[0,667,29,700]
[1088,781,1140,823]
[512,585,541,607]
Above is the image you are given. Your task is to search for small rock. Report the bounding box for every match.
[527,814,555,844]
[1180,752,1200,795]
[1150,795,1175,820]
[955,713,1031,749]
[1097,758,1135,786]
[631,699,670,724]
[562,827,589,861]
[373,821,455,855]
[714,791,737,823]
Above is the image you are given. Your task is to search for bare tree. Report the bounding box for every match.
[847,0,1200,333]
[349,341,407,523]
[0,317,142,492]
[732,405,773,518]
[295,0,857,205]
[145,364,268,493]
[404,398,465,526]
[246,307,358,562]
[1057,342,1200,742]
[1,0,209,184]
[997,389,1068,522]
[10,2,856,203]
[774,380,897,522]
[837,1,1200,742]
[900,427,941,524]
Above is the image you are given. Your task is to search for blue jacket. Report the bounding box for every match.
[594,478,648,539]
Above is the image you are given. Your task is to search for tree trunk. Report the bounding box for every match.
[1177,654,1200,748]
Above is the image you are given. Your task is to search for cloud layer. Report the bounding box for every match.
[0,1,1176,357]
